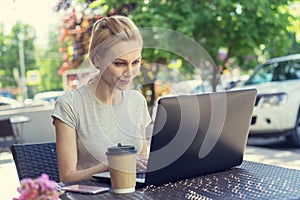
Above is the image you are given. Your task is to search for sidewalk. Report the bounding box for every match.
[0,151,19,199]
[1,146,300,199]
[244,145,300,170]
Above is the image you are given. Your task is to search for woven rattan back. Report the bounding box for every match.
[0,118,15,137]
[10,142,60,182]
[0,118,17,150]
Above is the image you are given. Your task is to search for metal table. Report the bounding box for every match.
[10,115,30,144]
[59,160,300,199]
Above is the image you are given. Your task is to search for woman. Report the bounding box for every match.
[52,15,152,182]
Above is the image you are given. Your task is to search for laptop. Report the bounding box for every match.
[93,88,257,187]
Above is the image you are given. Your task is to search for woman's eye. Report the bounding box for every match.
[133,60,140,65]
[113,62,126,67]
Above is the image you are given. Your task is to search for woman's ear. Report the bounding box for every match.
[93,54,102,69]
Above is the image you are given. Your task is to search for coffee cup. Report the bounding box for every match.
[106,143,137,194]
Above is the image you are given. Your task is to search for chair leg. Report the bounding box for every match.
[0,147,9,153]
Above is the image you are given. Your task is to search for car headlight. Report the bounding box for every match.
[260,93,288,108]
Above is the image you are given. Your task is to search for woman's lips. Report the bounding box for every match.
[119,79,131,85]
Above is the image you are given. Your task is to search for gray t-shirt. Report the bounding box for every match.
[51,85,152,169]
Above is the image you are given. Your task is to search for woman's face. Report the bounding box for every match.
[99,41,142,91]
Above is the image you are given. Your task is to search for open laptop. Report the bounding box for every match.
[93,88,257,187]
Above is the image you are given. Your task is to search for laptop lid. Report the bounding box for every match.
[144,88,257,186]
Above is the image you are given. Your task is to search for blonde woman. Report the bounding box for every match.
[52,15,151,182]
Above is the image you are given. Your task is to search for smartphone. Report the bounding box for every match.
[62,184,110,194]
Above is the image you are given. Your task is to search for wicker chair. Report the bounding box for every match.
[10,142,60,182]
[0,118,18,152]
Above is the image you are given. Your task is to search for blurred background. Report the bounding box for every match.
[0,0,300,146]
[0,0,299,108]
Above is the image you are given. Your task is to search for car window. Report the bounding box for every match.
[289,61,300,79]
[192,84,211,94]
[33,91,65,103]
[245,59,300,85]
[246,64,274,85]
[0,102,9,106]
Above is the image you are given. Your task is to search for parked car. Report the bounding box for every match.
[220,75,250,90]
[151,79,213,120]
[168,79,213,96]
[33,91,65,103]
[235,54,300,146]
[0,91,14,99]
[0,96,23,109]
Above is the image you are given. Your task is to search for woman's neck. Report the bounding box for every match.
[89,78,123,106]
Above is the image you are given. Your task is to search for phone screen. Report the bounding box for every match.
[62,184,109,194]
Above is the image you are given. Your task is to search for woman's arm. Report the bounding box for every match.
[140,127,148,156]
[54,118,108,182]
[136,127,149,171]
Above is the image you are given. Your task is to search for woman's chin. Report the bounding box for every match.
[116,85,128,91]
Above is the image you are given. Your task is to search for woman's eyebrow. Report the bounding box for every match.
[115,57,141,62]
[116,57,141,62]
[114,59,127,62]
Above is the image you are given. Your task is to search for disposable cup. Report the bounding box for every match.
[106,144,137,194]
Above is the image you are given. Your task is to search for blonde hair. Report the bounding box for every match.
[88,15,142,67]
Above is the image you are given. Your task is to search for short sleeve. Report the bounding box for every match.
[142,98,152,128]
[51,92,76,129]
[136,91,152,128]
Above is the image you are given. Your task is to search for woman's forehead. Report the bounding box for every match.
[116,49,141,61]
[104,40,142,61]
[111,40,141,55]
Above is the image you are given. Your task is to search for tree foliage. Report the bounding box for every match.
[35,31,64,92]
[55,0,299,72]
[55,1,105,75]
[0,21,36,97]
[0,20,64,99]
[109,0,299,69]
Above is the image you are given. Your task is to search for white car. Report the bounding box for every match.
[0,96,23,109]
[33,91,65,103]
[168,79,212,95]
[236,54,300,146]
[151,79,213,121]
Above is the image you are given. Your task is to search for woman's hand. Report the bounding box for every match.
[136,155,148,172]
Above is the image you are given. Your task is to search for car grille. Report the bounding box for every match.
[254,96,261,106]
[251,116,257,125]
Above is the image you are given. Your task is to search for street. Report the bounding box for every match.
[145,123,300,170]
[247,136,300,154]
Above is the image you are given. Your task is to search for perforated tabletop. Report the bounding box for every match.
[60,160,300,200]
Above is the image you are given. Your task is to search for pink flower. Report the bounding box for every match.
[14,174,60,200]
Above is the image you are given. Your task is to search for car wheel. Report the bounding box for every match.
[287,108,300,147]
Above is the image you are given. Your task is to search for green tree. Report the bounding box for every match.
[36,31,64,92]
[103,0,300,99]
[0,21,36,99]
[106,0,299,70]
[0,23,15,87]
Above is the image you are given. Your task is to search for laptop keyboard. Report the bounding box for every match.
[136,171,146,179]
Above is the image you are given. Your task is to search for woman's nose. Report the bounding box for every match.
[123,65,133,76]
